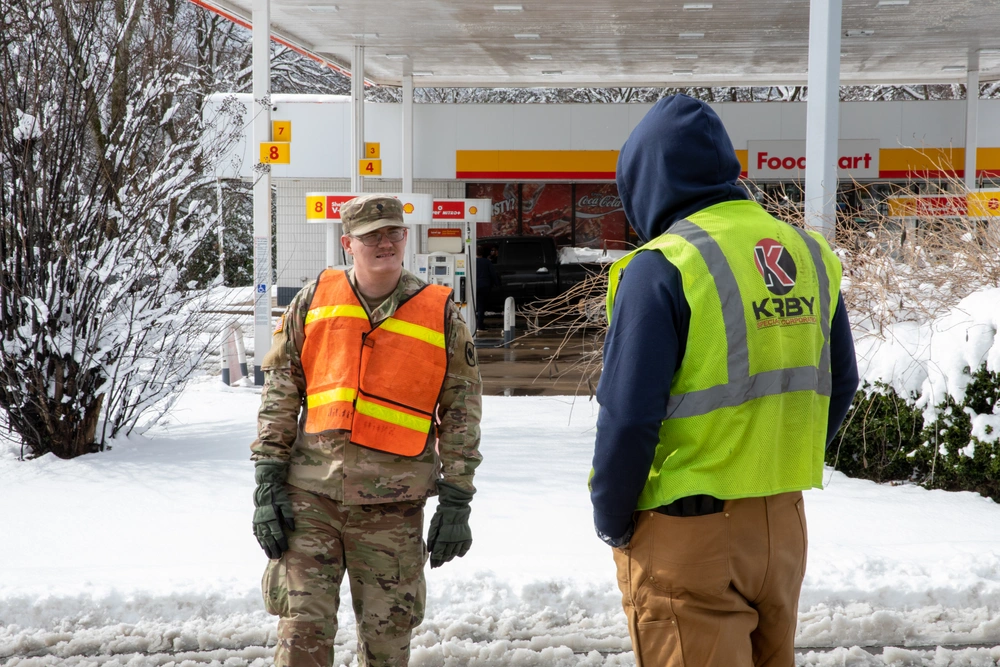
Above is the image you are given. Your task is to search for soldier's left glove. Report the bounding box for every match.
[427,481,474,569]
[253,460,296,560]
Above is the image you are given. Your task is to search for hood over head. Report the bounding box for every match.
[616,94,748,244]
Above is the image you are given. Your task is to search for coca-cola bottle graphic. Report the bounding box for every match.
[521,183,545,216]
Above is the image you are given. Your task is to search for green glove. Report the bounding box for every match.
[426,481,474,569]
[252,460,296,559]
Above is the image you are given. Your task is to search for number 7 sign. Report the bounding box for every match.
[272,121,291,142]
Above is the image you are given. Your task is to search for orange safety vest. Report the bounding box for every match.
[300,270,451,457]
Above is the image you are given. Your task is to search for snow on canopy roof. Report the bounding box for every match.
[205,93,351,104]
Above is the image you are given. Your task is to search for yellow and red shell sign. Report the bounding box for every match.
[887,191,1000,218]
[305,193,434,223]
[306,195,357,220]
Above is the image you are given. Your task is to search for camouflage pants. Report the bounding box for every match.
[262,485,427,667]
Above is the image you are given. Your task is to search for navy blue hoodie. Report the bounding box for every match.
[590,95,859,544]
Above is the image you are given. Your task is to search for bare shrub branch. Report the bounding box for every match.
[519,170,1000,397]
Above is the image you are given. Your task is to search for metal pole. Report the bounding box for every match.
[216,177,225,284]
[466,217,477,332]
[251,0,272,386]
[351,45,365,195]
[503,297,515,347]
[402,72,415,272]
[325,222,336,268]
[331,44,364,270]
[402,73,414,193]
[803,0,842,240]
[965,60,980,192]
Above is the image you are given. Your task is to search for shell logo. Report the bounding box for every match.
[469,206,478,215]
[402,202,415,214]
[989,198,999,211]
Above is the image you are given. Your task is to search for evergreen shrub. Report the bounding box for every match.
[828,363,1000,502]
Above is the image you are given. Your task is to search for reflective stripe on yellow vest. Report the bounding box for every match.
[606,200,842,507]
[300,270,451,457]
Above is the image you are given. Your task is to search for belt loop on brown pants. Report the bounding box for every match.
[611,492,807,667]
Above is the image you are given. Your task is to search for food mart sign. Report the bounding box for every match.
[748,140,879,181]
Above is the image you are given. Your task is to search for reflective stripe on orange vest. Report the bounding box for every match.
[299,270,451,457]
[305,304,368,325]
[306,386,358,408]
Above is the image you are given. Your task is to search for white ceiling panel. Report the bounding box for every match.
[202,0,1000,87]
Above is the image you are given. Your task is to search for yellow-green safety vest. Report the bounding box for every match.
[606,199,842,509]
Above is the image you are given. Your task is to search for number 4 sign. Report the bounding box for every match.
[358,159,382,175]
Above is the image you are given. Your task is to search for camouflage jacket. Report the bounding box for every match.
[251,268,483,503]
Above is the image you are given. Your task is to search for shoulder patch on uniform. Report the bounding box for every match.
[465,340,477,367]
[273,313,285,335]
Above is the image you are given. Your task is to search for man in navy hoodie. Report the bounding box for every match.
[591,95,859,666]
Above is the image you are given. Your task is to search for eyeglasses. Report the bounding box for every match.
[352,227,406,246]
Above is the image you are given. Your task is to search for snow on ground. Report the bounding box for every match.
[2,377,1000,666]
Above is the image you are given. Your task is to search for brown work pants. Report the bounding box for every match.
[613,491,807,667]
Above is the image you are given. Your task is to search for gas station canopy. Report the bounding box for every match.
[195,0,1000,88]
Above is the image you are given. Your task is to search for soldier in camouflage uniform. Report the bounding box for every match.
[251,194,483,667]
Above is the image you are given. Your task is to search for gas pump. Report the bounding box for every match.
[418,251,467,292]
[413,198,491,332]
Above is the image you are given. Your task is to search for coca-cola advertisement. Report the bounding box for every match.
[521,183,572,245]
[575,183,628,250]
[466,183,518,238]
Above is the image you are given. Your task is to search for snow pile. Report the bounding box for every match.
[854,287,1000,425]
[13,109,42,142]
[558,247,630,265]
[2,381,1000,664]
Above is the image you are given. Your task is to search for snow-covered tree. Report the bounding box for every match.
[0,0,239,458]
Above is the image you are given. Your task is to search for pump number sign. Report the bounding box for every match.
[359,159,382,175]
[306,192,434,223]
[306,195,358,220]
[260,142,290,164]
[272,121,292,142]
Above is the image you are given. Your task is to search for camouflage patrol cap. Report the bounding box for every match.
[340,194,405,237]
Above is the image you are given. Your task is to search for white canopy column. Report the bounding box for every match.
[325,46,365,268]
[965,54,980,191]
[351,45,365,194]
[402,72,415,271]
[251,0,272,385]
[803,0,842,240]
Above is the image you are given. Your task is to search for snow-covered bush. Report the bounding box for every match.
[828,381,925,485]
[0,0,239,458]
[831,364,1000,502]
[831,194,1000,500]
[181,179,254,288]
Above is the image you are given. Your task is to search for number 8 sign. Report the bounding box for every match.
[259,142,290,164]
[306,195,326,219]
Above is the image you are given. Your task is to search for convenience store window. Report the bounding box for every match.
[465,183,518,238]
[575,183,628,250]
[465,182,630,249]
[521,184,572,246]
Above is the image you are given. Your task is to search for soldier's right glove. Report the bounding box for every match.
[426,481,474,568]
[252,460,296,559]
